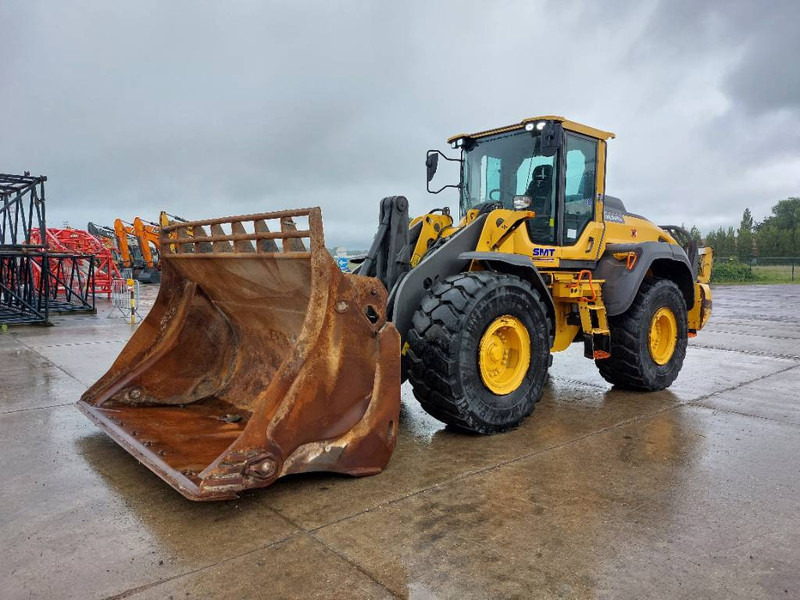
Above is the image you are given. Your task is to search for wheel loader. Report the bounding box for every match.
[77,116,713,500]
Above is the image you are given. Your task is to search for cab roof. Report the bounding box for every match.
[446,115,615,144]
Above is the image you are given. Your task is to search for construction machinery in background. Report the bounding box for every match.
[78,116,712,500]
[113,217,161,283]
[131,217,162,283]
[158,211,191,252]
[113,218,145,274]
[88,222,123,266]
[105,213,189,282]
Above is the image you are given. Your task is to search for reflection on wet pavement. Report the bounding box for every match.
[1,284,799,599]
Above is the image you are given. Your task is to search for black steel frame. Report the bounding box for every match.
[0,174,95,324]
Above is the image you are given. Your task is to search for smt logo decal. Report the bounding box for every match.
[532,247,555,258]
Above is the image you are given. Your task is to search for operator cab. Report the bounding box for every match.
[429,116,614,248]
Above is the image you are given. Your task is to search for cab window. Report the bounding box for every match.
[563,133,597,244]
[460,130,558,245]
[479,155,501,201]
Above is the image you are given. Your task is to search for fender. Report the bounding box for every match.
[594,242,695,316]
[388,213,488,341]
[457,251,556,341]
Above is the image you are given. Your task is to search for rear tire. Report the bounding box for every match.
[596,278,688,390]
[406,272,551,434]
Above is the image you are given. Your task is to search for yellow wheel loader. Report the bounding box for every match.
[78,116,712,500]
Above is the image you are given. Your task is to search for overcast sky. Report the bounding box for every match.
[2,0,798,248]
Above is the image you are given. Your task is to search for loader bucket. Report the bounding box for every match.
[77,208,400,501]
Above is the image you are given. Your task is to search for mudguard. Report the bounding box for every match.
[388,213,488,341]
[594,241,695,316]
[457,251,556,339]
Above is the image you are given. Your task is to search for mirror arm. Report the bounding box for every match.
[427,149,463,164]
[427,182,462,195]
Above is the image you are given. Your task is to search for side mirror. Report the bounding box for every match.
[425,150,463,194]
[539,122,563,157]
[425,152,439,183]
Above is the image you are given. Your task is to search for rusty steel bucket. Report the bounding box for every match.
[77,208,400,500]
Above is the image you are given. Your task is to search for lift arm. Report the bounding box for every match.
[113,219,137,269]
[132,217,161,269]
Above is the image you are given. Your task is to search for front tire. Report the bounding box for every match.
[406,272,551,434]
[596,278,688,390]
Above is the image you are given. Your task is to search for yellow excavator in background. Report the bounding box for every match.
[111,213,188,282]
[78,115,712,501]
[113,218,160,282]
[113,219,144,272]
[131,217,161,283]
[158,211,191,252]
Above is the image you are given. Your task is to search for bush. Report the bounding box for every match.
[712,258,755,283]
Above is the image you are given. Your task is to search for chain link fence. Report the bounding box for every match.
[713,256,799,283]
[749,257,798,282]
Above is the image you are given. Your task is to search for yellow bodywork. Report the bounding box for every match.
[688,247,713,332]
[447,115,615,145]
[409,213,456,267]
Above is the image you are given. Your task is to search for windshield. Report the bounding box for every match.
[461,130,557,244]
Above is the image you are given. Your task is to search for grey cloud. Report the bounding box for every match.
[724,15,800,115]
[1,0,798,247]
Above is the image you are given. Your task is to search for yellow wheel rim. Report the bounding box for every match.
[478,315,531,395]
[648,307,677,365]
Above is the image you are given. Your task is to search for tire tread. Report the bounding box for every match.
[406,271,550,434]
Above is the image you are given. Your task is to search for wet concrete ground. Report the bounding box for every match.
[1,284,799,599]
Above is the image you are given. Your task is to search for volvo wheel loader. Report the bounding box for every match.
[78,116,712,500]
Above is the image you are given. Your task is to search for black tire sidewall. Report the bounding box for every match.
[455,281,550,429]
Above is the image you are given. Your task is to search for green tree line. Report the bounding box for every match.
[698,197,800,259]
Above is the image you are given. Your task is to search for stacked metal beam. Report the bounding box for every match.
[0,173,95,324]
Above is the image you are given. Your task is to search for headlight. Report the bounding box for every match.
[524,123,535,132]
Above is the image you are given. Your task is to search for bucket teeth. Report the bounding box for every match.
[280,217,307,252]
[176,226,194,254]
[254,220,279,253]
[210,223,233,252]
[231,222,255,253]
[190,226,214,253]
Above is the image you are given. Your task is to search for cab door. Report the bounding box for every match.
[526,131,605,267]
[552,132,605,264]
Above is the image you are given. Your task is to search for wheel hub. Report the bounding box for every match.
[478,315,531,395]
[648,307,677,365]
